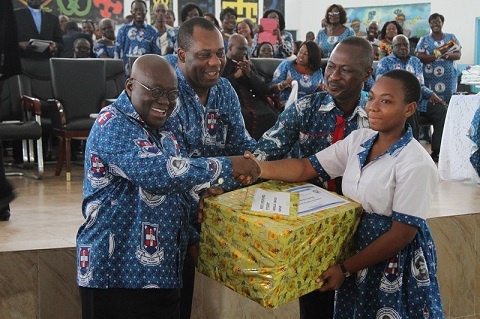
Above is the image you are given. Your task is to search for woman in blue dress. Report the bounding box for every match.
[270,41,325,107]
[247,69,444,318]
[316,4,355,58]
[415,13,462,104]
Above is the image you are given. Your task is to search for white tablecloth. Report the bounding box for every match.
[438,95,480,180]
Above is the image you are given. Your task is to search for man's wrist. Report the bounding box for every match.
[339,263,351,278]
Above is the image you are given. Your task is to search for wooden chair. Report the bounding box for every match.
[49,58,106,181]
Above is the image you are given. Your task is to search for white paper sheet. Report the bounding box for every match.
[286,184,349,216]
[250,189,291,215]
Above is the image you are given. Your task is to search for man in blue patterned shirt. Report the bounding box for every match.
[77,54,259,319]
[254,36,374,319]
[165,17,257,319]
[375,34,447,162]
[114,0,160,77]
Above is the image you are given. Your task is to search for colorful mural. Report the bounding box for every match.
[345,3,432,39]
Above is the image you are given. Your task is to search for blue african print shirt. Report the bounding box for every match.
[254,91,369,161]
[93,41,115,58]
[415,33,461,104]
[376,54,432,112]
[114,21,160,76]
[271,59,324,106]
[154,25,176,56]
[77,91,234,289]
[252,30,294,59]
[468,107,480,177]
[316,27,355,58]
[165,68,257,237]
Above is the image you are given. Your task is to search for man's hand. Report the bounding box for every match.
[229,155,261,185]
[198,187,224,223]
[430,92,446,106]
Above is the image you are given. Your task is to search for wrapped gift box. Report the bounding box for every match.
[198,180,362,308]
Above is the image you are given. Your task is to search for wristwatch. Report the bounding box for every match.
[339,263,351,278]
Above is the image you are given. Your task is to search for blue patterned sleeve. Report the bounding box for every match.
[271,60,289,84]
[254,95,310,160]
[308,154,330,182]
[277,31,294,58]
[87,113,233,195]
[114,26,125,59]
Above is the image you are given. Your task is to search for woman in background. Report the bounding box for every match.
[379,21,403,59]
[415,13,461,104]
[236,18,255,57]
[204,13,220,29]
[316,4,355,58]
[252,9,294,59]
[270,41,324,106]
[254,42,274,58]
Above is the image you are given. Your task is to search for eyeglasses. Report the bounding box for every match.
[328,12,340,17]
[133,79,179,102]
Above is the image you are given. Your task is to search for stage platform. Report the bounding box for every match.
[1,161,480,319]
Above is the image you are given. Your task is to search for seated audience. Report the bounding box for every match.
[253,41,274,58]
[316,4,355,58]
[363,21,380,46]
[222,34,280,140]
[236,18,255,57]
[93,18,116,58]
[378,20,403,59]
[252,9,294,59]
[73,38,91,58]
[271,41,325,107]
[61,21,93,58]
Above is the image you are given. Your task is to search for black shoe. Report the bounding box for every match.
[0,209,10,221]
[0,181,16,208]
[431,151,439,162]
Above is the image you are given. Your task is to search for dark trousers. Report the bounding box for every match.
[419,103,447,153]
[299,290,335,319]
[79,287,180,319]
[0,140,13,211]
[180,254,195,319]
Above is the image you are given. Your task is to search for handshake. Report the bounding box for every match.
[229,151,261,185]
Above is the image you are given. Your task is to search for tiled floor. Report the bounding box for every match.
[1,156,480,319]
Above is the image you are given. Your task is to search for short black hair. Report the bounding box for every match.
[130,0,147,10]
[65,21,80,32]
[429,13,445,24]
[178,17,217,51]
[336,36,373,70]
[263,9,285,31]
[204,13,220,28]
[220,7,237,21]
[325,4,348,25]
[180,3,203,23]
[381,69,421,104]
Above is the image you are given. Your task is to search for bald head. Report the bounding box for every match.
[127,55,178,129]
[227,34,248,60]
[131,54,176,85]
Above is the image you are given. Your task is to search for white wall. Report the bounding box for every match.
[285,0,478,64]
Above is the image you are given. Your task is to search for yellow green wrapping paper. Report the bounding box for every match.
[198,180,363,308]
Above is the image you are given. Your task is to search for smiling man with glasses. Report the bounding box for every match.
[76,54,260,319]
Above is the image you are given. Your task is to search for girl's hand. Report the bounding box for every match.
[316,264,345,291]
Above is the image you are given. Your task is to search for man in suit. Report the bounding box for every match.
[222,34,279,140]
[15,0,63,58]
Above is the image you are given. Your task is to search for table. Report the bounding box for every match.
[438,94,480,180]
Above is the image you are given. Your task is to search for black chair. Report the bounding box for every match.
[0,75,44,179]
[49,58,106,181]
[104,59,125,102]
